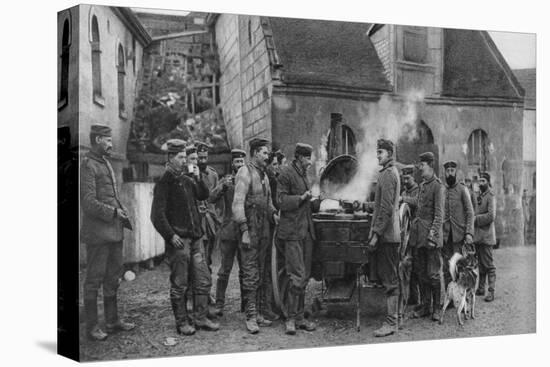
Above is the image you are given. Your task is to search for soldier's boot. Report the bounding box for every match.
[84,298,108,341]
[285,291,298,335]
[213,277,229,317]
[412,284,431,318]
[431,286,442,322]
[170,293,195,336]
[104,296,135,333]
[485,273,496,302]
[256,290,273,327]
[295,293,316,331]
[244,292,259,334]
[476,273,487,296]
[374,293,398,337]
[194,295,220,331]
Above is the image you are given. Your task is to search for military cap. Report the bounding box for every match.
[377,138,394,153]
[401,165,415,176]
[480,172,491,183]
[196,141,210,153]
[185,144,197,155]
[231,149,246,159]
[443,160,458,169]
[90,124,112,137]
[249,137,270,152]
[165,139,187,154]
[295,143,313,157]
[419,151,435,163]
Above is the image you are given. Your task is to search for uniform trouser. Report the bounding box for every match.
[167,239,212,325]
[83,241,123,330]
[374,242,400,325]
[239,235,271,319]
[413,246,442,310]
[215,239,243,306]
[284,234,313,320]
[442,239,463,289]
[204,236,216,274]
[476,243,496,292]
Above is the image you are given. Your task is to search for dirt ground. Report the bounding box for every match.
[79,245,536,361]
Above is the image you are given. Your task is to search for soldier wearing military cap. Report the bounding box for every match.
[193,141,221,274]
[211,149,247,316]
[80,124,135,341]
[409,151,445,322]
[277,143,320,335]
[474,172,497,302]
[366,138,401,337]
[151,139,220,335]
[232,137,278,333]
[400,164,421,306]
[441,160,474,290]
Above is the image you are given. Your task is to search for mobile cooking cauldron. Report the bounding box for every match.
[271,155,412,331]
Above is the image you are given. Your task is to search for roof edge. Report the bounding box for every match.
[480,31,525,98]
[111,7,152,46]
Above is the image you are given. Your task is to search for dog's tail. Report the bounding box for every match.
[449,252,464,282]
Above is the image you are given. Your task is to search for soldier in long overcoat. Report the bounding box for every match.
[277,143,320,335]
[367,139,401,337]
[80,125,135,341]
[409,152,445,322]
[474,172,497,302]
[442,160,474,288]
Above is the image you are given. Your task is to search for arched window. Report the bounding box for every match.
[414,120,434,144]
[59,19,70,108]
[467,129,490,171]
[341,125,356,156]
[117,44,126,116]
[91,16,102,101]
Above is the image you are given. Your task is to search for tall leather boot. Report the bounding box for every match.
[244,291,259,334]
[194,295,220,331]
[261,280,280,321]
[374,294,398,337]
[104,296,135,333]
[285,291,298,335]
[213,277,229,316]
[485,273,496,302]
[412,283,431,318]
[477,272,486,296]
[431,283,442,322]
[295,293,316,331]
[256,287,273,327]
[84,298,107,341]
[170,293,195,336]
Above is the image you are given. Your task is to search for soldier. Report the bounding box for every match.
[366,139,401,337]
[442,160,474,289]
[267,149,285,210]
[474,172,497,302]
[195,142,221,272]
[400,165,420,306]
[232,138,278,334]
[150,140,220,335]
[211,149,247,316]
[80,124,135,341]
[277,143,320,335]
[409,152,445,322]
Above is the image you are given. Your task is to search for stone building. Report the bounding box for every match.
[211,15,527,246]
[57,5,151,182]
[514,68,536,195]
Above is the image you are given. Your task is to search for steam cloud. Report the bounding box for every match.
[315,90,425,202]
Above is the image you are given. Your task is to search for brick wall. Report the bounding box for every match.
[370,25,394,86]
[238,15,272,144]
[216,14,273,149]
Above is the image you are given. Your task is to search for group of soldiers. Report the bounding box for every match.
[80,124,497,341]
[368,139,497,337]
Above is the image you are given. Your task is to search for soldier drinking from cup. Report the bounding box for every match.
[151,139,220,335]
